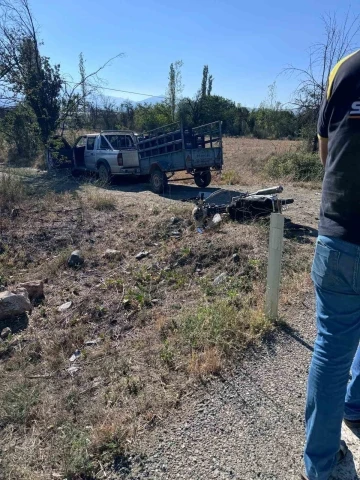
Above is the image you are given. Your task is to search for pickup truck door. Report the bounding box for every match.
[121,135,139,168]
[84,136,97,170]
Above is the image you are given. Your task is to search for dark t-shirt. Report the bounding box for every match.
[318,50,360,244]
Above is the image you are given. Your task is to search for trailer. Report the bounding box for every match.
[137,121,223,193]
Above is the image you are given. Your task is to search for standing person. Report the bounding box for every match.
[302,49,360,480]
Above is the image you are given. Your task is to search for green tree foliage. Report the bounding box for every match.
[134,102,172,131]
[166,60,183,122]
[0,1,62,144]
[0,102,41,163]
[201,65,209,98]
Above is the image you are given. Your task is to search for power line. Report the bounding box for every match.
[67,81,165,98]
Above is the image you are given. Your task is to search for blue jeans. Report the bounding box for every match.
[305,235,360,479]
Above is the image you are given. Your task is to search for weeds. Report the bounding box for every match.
[160,340,176,369]
[265,151,323,182]
[180,299,271,355]
[221,170,242,185]
[0,171,27,211]
[0,382,40,427]
[87,190,116,210]
[60,424,93,478]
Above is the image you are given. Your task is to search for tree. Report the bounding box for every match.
[200,65,213,97]
[285,10,360,150]
[79,52,88,118]
[166,60,183,122]
[207,74,214,96]
[201,65,209,98]
[0,0,62,143]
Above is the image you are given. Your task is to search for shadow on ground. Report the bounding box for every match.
[18,168,318,244]
[0,313,29,334]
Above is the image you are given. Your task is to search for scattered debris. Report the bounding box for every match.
[57,301,72,312]
[85,339,100,346]
[18,280,44,301]
[67,250,84,268]
[136,251,149,260]
[0,291,32,321]
[1,327,11,339]
[69,349,81,362]
[213,273,227,285]
[233,253,240,263]
[171,230,181,237]
[10,208,19,219]
[170,216,181,225]
[207,213,222,230]
[67,366,79,375]
[103,249,123,260]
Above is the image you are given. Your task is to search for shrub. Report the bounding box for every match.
[0,103,42,166]
[0,171,26,211]
[265,151,323,182]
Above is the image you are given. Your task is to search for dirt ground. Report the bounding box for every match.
[2,147,351,480]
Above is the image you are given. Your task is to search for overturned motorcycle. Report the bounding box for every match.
[191,186,294,229]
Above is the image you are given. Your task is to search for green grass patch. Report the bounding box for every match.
[179,299,273,355]
[0,382,40,427]
[265,151,323,182]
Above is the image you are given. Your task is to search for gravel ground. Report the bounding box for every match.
[122,305,360,480]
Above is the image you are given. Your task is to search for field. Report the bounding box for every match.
[0,138,319,479]
[221,137,299,184]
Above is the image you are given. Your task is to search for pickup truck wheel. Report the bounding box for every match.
[98,163,111,184]
[194,170,211,188]
[150,168,168,194]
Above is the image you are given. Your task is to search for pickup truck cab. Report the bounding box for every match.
[73,130,140,182]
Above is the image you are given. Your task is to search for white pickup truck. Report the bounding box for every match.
[72,130,139,183]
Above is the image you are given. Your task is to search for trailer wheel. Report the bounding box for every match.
[194,170,211,188]
[98,162,112,184]
[150,168,168,194]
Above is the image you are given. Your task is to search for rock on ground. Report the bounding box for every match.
[1,327,11,339]
[18,280,44,301]
[0,291,31,321]
[68,250,84,267]
[104,249,123,260]
[57,301,72,313]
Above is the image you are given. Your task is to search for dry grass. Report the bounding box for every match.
[86,188,117,211]
[220,137,300,186]
[0,170,27,212]
[0,163,312,478]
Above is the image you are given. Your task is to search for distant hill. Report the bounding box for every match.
[137,96,165,105]
[102,95,164,107]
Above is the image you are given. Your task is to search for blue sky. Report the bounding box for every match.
[31,0,357,107]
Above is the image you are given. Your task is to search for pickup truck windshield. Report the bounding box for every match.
[104,134,134,150]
